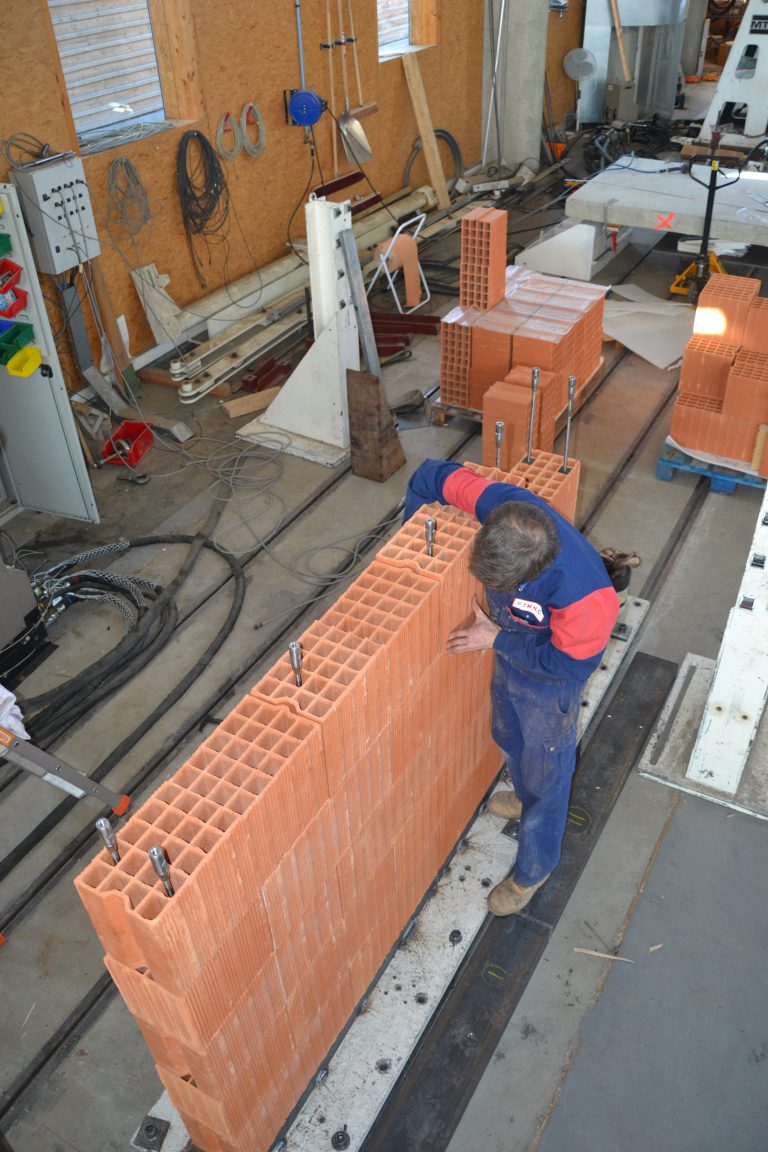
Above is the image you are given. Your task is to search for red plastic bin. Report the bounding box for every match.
[0,286,28,319]
[102,421,154,466]
[0,259,22,294]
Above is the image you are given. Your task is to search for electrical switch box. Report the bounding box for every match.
[11,157,100,275]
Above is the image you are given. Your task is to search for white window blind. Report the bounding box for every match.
[378,0,410,50]
[48,0,165,138]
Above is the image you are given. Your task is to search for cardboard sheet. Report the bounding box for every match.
[603,287,695,370]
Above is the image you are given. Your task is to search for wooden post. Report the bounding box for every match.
[401,53,451,209]
[347,368,406,482]
[608,0,632,83]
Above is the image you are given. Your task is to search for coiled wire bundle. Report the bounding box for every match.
[176,129,230,287]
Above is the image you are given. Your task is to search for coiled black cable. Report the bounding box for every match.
[176,129,230,288]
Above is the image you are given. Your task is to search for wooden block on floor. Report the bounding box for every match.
[347,368,406,483]
[222,387,281,419]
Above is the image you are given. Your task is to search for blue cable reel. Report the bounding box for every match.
[287,89,327,128]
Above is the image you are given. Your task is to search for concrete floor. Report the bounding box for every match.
[1,212,766,1152]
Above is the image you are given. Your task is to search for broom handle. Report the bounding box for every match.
[326,0,339,174]
[608,0,632,84]
[337,0,351,111]
[347,0,364,107]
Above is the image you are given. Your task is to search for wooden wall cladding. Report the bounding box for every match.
[4,1,483,363]
[546,1,585,127]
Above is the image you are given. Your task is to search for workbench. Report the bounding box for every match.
[565,158,768,247]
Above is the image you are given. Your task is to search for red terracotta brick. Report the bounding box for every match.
[671,393,759,461]
[694,273,760,344]
[678,336,739,401]
[467,455,581,522]
[481,381,534,469]
[742,297,768,354]
[460,206,508,311]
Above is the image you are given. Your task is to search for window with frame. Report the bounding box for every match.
[377,0,437,60]
[48,0,167,142]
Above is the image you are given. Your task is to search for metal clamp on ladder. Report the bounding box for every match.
[0,725,130,815]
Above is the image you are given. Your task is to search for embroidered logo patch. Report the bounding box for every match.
[511,597,545,623]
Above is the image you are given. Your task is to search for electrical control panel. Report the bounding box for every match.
[11,156,100,275]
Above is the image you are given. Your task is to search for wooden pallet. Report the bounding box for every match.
[431,358,606,430]
[656,448,766,494]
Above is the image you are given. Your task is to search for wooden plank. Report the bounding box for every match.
[574,947,635,963]
[401,53,451,210]
[147,0,204,120]
[608,0,632,83]
[410,0,438,46]
[222,386,281,419]
[347,368,406,482]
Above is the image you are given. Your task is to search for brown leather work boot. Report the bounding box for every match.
[486,790,523,820]
[487,873,549,917]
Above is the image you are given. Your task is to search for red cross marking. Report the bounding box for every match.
[657,212,675,230]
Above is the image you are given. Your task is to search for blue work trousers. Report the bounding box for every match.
[490,658,581,887]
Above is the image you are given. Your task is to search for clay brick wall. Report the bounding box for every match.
[441,265,605,412]
[78,496,539,1151]
[467,454,581,523]
[672,275,768,472]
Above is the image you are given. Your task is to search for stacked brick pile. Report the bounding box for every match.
[670,274,768,474]
[442,248,606,424]
[76,502,515,1152]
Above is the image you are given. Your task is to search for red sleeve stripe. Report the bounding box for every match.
[549,586,620,661]
[442,469,492,517]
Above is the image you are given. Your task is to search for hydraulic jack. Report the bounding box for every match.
[670,132,740,302]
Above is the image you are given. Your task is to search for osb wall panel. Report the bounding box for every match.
[3,1,483,362]
[546,1,585,126]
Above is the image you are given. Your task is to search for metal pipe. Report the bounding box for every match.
[425,517,436,558]
[95,818,119,865]
[294,0,307,88]
[482,0,509,169]
[495,420,505,469]
[149,845,174,897]
[524,367,540,464]
[289,641,303,687]
[560,375,576,474]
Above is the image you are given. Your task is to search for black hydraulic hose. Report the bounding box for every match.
[403,129,465,189]
[32,604,179,748]
[0,537,244,892]
[19,511,218,716]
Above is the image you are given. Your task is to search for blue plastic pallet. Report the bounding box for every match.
[656,449,766,494]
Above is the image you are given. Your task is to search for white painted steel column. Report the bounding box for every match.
[238,197,359,465]
[686,485,768,794]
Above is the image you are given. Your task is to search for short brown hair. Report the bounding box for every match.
[469,501,559,591]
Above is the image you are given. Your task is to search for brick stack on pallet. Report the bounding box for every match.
[440,208,606,466]
[670,274,768,476]
[79,496,542,1151]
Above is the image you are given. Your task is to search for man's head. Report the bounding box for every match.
[469,501,559,592]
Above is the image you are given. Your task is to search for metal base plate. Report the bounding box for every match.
[638,653,768,820]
